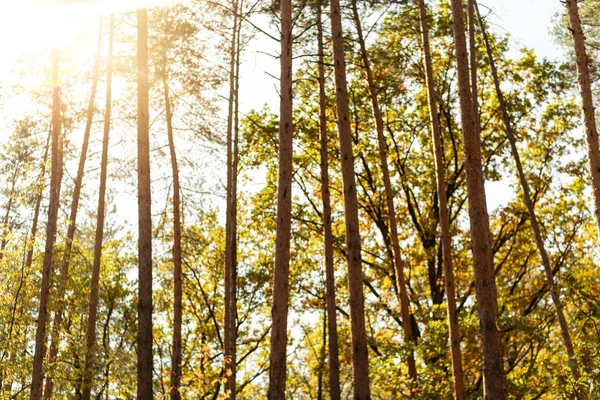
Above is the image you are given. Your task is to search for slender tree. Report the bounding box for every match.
[475,2,580,382]
[81,14,114,399]
[164,33,184,400]
[224,0,240,396]
[328,0,371,397]
[350,0,417,383]
[29,47,64,400]
[448,0,505,397]
[316,5,341,399]
[137,8,153,399]
[44,19,104,398]
[565,0,600,234]
[416,0,465,398]
[267,0,293,396]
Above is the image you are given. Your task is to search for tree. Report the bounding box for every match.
[565,0,600,235]
[267,0,293,396]
[350,0,417,383]
[475,1,580,383]
[137,8,153,399]
[448,0,505,397]
[416,0,465,397]
[328,0,370,396]
[81,14,114,399]
[316,5,341,399]
[30,48,64,400]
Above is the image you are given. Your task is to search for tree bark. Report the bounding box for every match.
[416,1,465,398]
[267,0,293,396]
[316,6,341,400]
[81,14,113,399]
[328,0,371,397]
[137,8,153,400]
[448,0,505,398]
[165,50,184,400]
[43,18,104,399]
[224,0,240,396]
[476,2,580,382]
[565,0,600,234]
[29,47,64,400]
[350,0,417,383]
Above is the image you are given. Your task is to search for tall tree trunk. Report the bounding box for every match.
[29,47,64,400]
[565,0,600,234]
[350,0,417,383]
[44,19,103,399]
[467,0,479,125]
[328,0,371,397]
[476,2,580,382]
[81,15,114,399]
[2,131,51,396]
[448,0,505,398]
[316,6,341,400]
[267,0,293,396]
[137,8,153,399]
[416,1,465,398]
[165,53,184,400]
[224,0,240,395]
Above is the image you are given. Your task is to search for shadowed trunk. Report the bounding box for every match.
[448,0,505,397]
[137,8,153,399]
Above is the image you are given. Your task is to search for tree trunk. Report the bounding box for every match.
[267,0,293,396]
[476,2,580,382]
[165,53,184,400]
[137,8,153,399]
[44,19,103,399]
[0,166,20,262]
[448,0,505,398]
[328,0,371,397]
[81,15,113,400]
[350,0,417,383]
[224,0,240,396]
[467,0,479,126]
[416,1,465,398]
[29,47,64,400]
[316,6,341,400]
[565,0,600,234]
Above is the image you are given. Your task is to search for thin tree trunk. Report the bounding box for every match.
[416,1,465,398]
[316,6,341,400]
[448,0,505,398]
[81,15,113,399]
[137,8,153,399]
[475,2,580,382]
[2,131,51,396]
[317,306,326,400]
[30,47,63,400]
[328,0,371,397]
[165,54,184,400]
[467,0,479,126]
[267,0,293,396]
[349,0,417,383]
[565,0,600,234]
[224,0,239,397]
[43,19,103,399]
